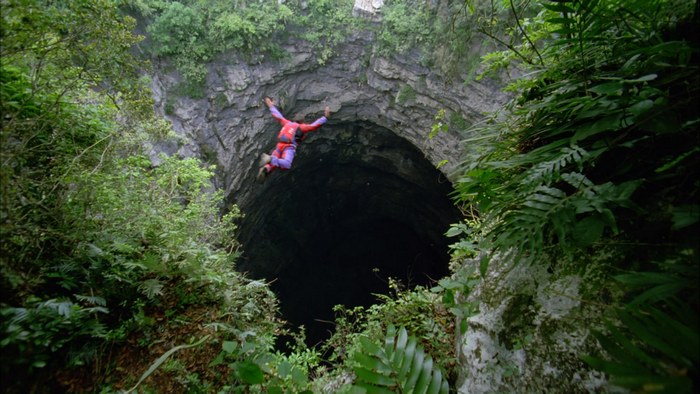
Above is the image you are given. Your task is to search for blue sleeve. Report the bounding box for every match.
[269,105,289,125]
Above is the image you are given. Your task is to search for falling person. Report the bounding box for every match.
[257,96,331,182]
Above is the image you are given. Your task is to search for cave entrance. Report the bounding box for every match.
[236,121,461,346]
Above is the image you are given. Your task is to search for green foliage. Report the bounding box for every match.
[1,1,280,390]
[430,264,480,336]
[428,109,449,140]
[455,0,699,266]
[323,280,458,388]
[444,219,480,260]
[137,0,492,89]
[136,0,359,86]
[350,325,449,394]
[208,327,320,393]
[475,0,551,79]
[583,302,698,392]
[0,58,263,384]
[1,297,108,370]
[582,256,699,392]
[376,0,532,80]
[396,84,418,105]
[124,335,211,394]
[377,1,434,56]
[1,0,151,108]
[449,0,699,390]
[141,0,293,84]
[293,0,359,65]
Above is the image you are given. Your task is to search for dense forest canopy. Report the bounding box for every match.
[1,0,698,392]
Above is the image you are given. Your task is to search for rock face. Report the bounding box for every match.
[151,32,507,212]
[352,0,384,20]
[455,255,612,393]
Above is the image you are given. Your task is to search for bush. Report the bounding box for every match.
[450,0,699,390]
[0,2,280,390]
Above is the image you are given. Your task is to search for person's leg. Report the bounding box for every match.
[271,146,296,169]
[265,148,284,173]
[257,148,279,182]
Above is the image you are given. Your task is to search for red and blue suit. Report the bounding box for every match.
[263,105,327,173]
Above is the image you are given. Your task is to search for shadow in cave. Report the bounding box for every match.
[236,121,461,347]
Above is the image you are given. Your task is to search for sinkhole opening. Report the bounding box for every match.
[236,121,462,346]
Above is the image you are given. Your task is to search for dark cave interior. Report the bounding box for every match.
[236,121,462,346]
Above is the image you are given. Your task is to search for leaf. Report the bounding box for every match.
[623,74,657,83]
[74,294,107,306]
[208,351,225,367]
[546,17,572,25]
[655,148,699,173]
[414,355,434,392]
[631,282,686,307]
[405,348,425,389]
[441,290,455,305]
[355,353,392,375]
[355,367,395,386]
[628,99,654,117]
[572,216,604,246]
[572,113,623,143]
[277,360,291,378]
[222,340,237,354]
[671,204,699,230]
[138,278,164,299]
[268,387,283,394]
[614,271,683,288]
[479,254,490,277]
[398,336,417,378]
[394,326,409,368]
[648,307,699,363]
[581,355,650,376]
[445,226,463,237]
[427,368,444,394]
[618,310,685,363]
[236,360,265,385]
[359,335,384,357]
[124,335,210,393]
[437,278,463,290]
[32,360,47,368]
[621,53,642,70]
[384,325,397,358]
[588,82,623,96]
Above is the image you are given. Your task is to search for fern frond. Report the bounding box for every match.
[488,175,642,260]
[523,145,590,186]
[138,278,164,299]
[74,294,107,306]
[352,325,449,394]
[584,301,698,393]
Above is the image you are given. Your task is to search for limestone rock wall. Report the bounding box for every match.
[150,31,507,210]
[454,254,617,393]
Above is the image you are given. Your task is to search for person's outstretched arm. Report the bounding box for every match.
[264,97,289,125]
[299,106,331,132]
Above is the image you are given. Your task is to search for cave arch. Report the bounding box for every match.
[236,120,461,345]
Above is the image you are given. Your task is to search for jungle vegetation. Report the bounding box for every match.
[453,0,699,391]
[1,0,698,393]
